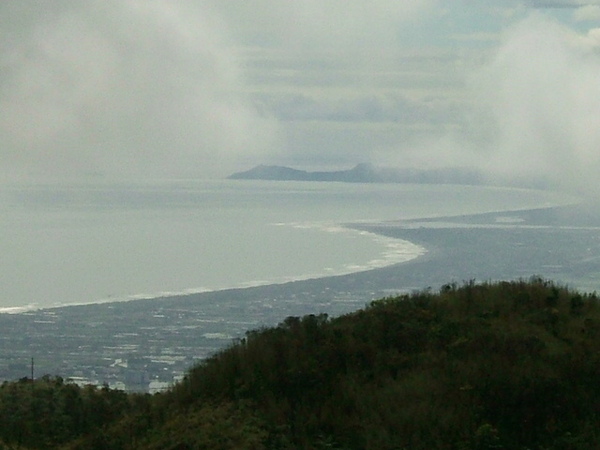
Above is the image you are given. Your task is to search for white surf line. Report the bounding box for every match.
[273,220,427,273]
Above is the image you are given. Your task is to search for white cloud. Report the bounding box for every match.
[0,1,279,181]
[468,14,600,192]
[532,0,591,7]
[0,0,452,182]
[6,0,598,187]
[573,4,600,20]
[212,0,436,51]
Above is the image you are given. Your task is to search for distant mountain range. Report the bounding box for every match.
[228,163,485,185]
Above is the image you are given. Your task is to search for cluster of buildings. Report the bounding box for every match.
[0,283,373,393]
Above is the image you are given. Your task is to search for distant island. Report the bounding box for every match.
[228,163,485,185]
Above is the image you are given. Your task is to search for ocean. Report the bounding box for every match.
[0,179,576,312]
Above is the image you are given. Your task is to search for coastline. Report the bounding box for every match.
[0,199,585,315]
[0,225,427,314]
[1,180,577,313]
[2,201,600,387]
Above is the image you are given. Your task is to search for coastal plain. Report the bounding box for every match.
[1,202,599,391]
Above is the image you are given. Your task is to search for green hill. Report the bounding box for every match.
[2,278,600,449]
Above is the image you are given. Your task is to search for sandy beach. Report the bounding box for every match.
[2,202,600,387]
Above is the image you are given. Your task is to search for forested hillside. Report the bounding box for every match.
[2,278,600,449]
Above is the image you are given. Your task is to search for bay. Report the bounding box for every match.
[0,179,575,311]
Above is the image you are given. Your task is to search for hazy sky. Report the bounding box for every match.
[2,1,600,190]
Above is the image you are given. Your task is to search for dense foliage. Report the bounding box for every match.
[0,375,143,449]
[2,278,600,449]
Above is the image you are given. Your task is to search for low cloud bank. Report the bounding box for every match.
[401,14,600,194]
[2,3,600,194]
[0,1,277,181]
[472,15,600,194]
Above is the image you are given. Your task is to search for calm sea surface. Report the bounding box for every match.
[0,180,575,311]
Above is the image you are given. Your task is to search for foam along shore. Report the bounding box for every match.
[0,224,426,314]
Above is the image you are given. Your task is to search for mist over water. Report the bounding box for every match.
[4,3,600,194]
[0,180,576,311]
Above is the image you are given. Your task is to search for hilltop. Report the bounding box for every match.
[2,278,600,449]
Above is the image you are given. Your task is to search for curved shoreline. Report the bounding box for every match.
[2,201,599,390]
[2,201,584,315]
[0,225,428,314]
[0,182,578,314]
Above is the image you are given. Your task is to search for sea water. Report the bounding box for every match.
[0,179,575,311]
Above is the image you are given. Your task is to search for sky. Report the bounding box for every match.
[2,1,600,192]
